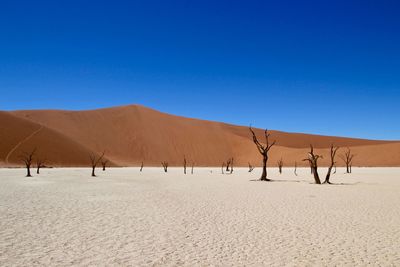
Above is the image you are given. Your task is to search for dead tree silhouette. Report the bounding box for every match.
[249,127,276,181]
[277,158,283,174]
[19,148,36,177]
[225,158,233,172]
[324,145,340,184]
[230,158,234,174]
[89,151,105,177]
[248,163,255,173]
[340,148,355,173]
[161,161,168,173]
[36,158,46,174]
[101,159,109,171]
[183,155,187,174]
[140,161,144,172]
[303,145,323,184]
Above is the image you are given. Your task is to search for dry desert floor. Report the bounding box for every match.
[0,167,400,266]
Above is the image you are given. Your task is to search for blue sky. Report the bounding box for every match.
[1,0,399,140]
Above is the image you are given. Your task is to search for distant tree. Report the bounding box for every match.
[230,158,234,174]
[294,161,298,176]
[249,127,276,181]
[225,158,232,172]
[101,159,109,171]
[277,158,283,174]
[248,163,255,173]
[303,145,323,184]
[161,161,168,173]
[340,148,355,174]
[140,161,144,172]
[89,151,105,177]
[183,155,187,174]
[36,157,46,174]
[19,148,36,177]
[191,162,194,174]
[324,145,340,184]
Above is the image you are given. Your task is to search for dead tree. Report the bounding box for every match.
[340,148,355,173]
[19,148,36,177]
[36,158,46,174]
[303,145,323,184]
[248,163,255,173]
[183,155,187,174]
[89,151,105,177]
[101,159,109,171]
[277,158,283,174]
[249,127,276,181]
[324,145,340,184]
[191,163,194,174]
[161,161,168,173]
[140,161,144,172]
[294,161,298,176]
[230,158,234,174]
[225,158,232,172]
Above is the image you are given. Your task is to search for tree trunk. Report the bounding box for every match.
[102,165,106,171]
[92,166,96,177]
[324,166,333,184]
[313,166,321,184]
[37,166,40,174]
[260,155,269,181]
[26,165,31,177]
[140,162,143,172]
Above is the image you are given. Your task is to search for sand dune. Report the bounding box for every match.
[1,105,398,167]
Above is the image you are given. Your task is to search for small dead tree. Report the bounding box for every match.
[183,155,187,174]
[19,148,36,177]
[324,145,340,184]
[249,127,276,181]
[89,151,105,177]
[303,145,323,184]
[277,158,283,174]
[340,148,355,174]
[191,163,194,174]
[161,161,168,173]
[36,158,46,174]
[294,161,298,176]
[140,161,144,172]
[225,158,232,172]
[101,159,109,171]
[248,163,255,173]
[230,158,234,174]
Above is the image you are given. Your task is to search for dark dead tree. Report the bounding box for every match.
[303,145,323,184]
[230,158,234,174]
[294,161,298,176]
[324,145,340,184]
[19,148,36,177]
[225,158,232,172]
[277,158,283,174]
[183,155,187,174]
[89,151,105,177]
[140,161,144,172]
[101,159,109,171]
[340,148,355,174]
[161,161,168,173]
[221,162,225,174]
[36,158,46,174]
[248,163,255,173]
[249,127,276,181]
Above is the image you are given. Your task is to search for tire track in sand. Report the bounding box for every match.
[5,125,43,164]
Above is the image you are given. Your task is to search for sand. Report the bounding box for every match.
[1,167,399,266]
[3,105,399,167]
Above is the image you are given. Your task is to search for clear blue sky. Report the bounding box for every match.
[1,1,399,140]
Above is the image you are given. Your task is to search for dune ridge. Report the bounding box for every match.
[1,105,399,167]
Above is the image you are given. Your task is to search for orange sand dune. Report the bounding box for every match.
[1,105,398,167]
[0,112,110,167]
